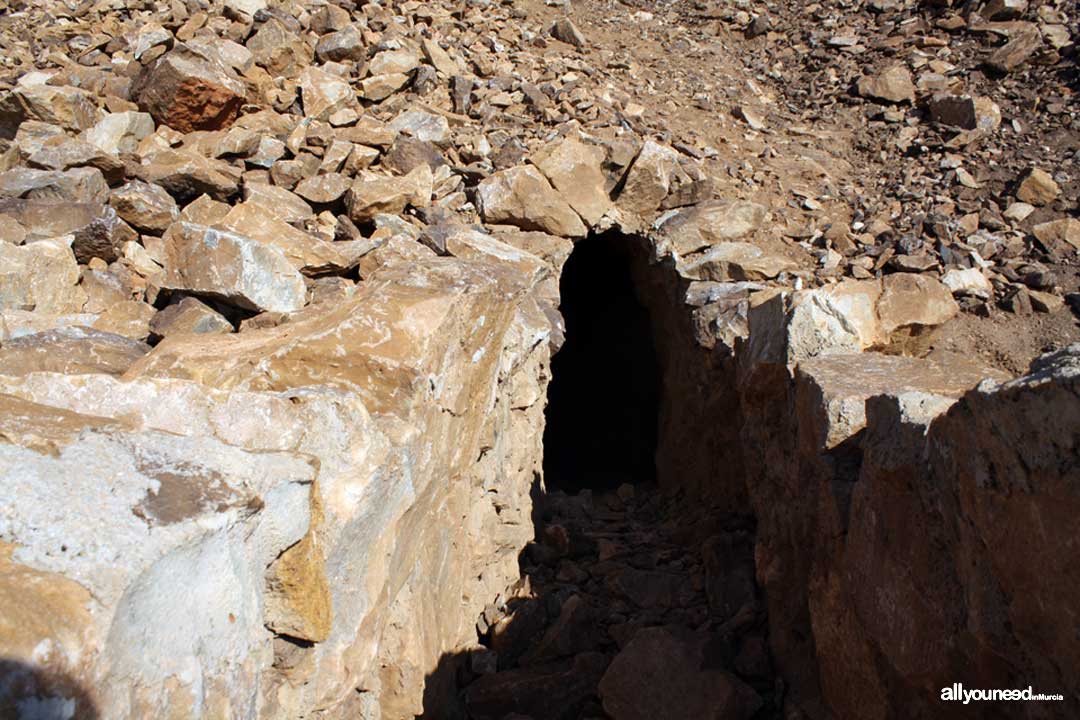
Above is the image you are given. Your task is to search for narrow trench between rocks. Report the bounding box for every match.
[422,234,775,720]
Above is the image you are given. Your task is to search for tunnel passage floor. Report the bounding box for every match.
[446,485,777,719]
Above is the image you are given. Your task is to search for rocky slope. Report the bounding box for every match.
[0,0,1076,718]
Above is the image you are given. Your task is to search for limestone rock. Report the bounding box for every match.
[92,299,156,341]
[421,38,463,76]
[616,140,680,217]
[224,0,265,18]
[109,181,180,233]
[743,276,958,370]
[983,0,1028,20]
[532,135,613,227]
[315,25,366,63]
[138,150,240,201]
[677,242,798,281]
[877,273,959,341]
[444,228,549,285]
[162,221,307,313]
[360,73,412,102]
[657,200,769,256]
[926,93,1000,132]
[0,327,150,376]
[477,166,587,238]
[381,137,447,175]
[356,235,436,278]
[1016,168,1060,206]
[796,353,1005,450]
[216,202,351,275]
[1032,218,1080,251]
[0,198,134,263]
[0,395,316,717]
[149,296,233,339]
[180,193,231,225]
[388,110,451,146]
[368,49,420,77]
[941,267,992,299]
[294,173,351,204]
[81,111,155,155]
[248,18,313,77]
[242,183,314,224]
[128,260,531,415]
[7,83,98,132]
[345,166,433,224]
[0,167,109,204]
[26,137,125,182]
[300,66,355,121]
[856,64,915,104]
[810,346,1079,719]
[552,18,587,48]
[986,23,1042,73]
[132,45,247,133]
[0,237,86,314]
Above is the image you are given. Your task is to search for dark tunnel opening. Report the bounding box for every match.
[542,232,661,493]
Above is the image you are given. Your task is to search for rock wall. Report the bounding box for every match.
[612,226,1078,719]
[728,290,1079,718]
[0,255,559,719]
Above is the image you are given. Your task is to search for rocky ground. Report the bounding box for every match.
[457,484,773,720]
[0,0,1076,717]
[528,0,1080,372]
[0,0,1074,366]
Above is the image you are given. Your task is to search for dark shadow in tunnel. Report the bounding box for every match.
[541,232,661,493]
[0,658,99,720]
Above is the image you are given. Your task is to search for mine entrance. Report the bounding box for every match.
[542,233,660,493]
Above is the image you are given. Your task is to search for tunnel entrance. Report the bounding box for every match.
[542,232,660,493]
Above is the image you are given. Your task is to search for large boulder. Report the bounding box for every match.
[161,222,307,313]
[109,181,180,234]
[0,327,150,376]
[0,167,109,205]
[132,45,247,133]
[0,251,554,719]
[0,237,86,314]
[0,393,317,718]
[477,166,587,238]
[0,198,136,263]
[615,140,680,217]
[532,135,614,227]
[599,627,761,720]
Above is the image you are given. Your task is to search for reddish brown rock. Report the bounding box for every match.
[132,45,247,133]
[599,627,761,720]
